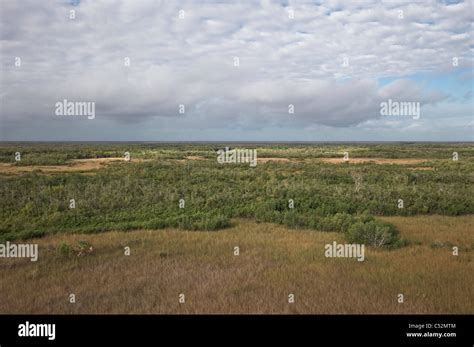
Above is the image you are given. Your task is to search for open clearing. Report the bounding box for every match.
[0,158,124,174]
[0,215,472,314]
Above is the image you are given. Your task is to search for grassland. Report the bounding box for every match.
[0,142,472,313]
[0,216,472,314]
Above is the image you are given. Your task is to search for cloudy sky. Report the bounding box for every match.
[0,0,472,141]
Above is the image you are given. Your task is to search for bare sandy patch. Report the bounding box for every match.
[185,156,206,160]
[170,156,207,162]
[0,157,125,174]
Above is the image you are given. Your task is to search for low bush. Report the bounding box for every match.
[346,220,400,247]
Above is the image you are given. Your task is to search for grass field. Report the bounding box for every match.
[0,216,472,314]
[0,142,472,313]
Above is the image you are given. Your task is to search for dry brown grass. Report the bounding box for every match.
[380,215,474,248]
[258,157,291,163]
[408,167,435,171]
[315,157,433,165]
[255,157,435,165]
[0,216,472,314]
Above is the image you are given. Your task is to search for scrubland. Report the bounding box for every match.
[0,143,472,313]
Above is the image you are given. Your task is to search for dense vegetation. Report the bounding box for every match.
[1,142,473,163]
[0,142,473,248]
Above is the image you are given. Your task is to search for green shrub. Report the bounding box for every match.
[76,240,93,256]
[282,211,308,229]
[346,220,400,247]
[57,242,72,256]
[1,143,472,243]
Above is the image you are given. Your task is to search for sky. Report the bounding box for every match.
[0,0,472,141]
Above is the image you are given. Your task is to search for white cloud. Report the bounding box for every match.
[0,0,472,140]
